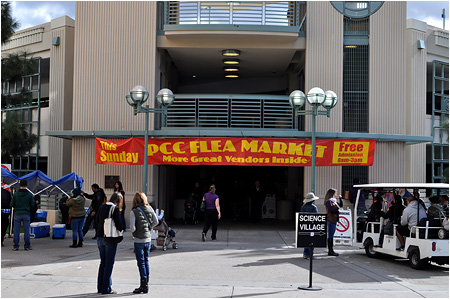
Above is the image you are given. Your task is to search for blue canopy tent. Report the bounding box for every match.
[1,167,20,189]
[1,169,84,197]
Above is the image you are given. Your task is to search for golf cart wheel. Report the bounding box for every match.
[364,238,381,258]
[172,242,178,249]
[408,248,428,270]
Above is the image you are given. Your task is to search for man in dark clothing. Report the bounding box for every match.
[83,183,106,239]
[30,194,41,223]
[11,179,34,251]
[250,180,264,223]
[1,187,12,247]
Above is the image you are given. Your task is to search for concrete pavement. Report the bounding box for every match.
[1,219,449,298]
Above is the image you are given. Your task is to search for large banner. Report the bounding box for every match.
[95,137,375,167]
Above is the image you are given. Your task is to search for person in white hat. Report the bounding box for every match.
[301,192,319,259]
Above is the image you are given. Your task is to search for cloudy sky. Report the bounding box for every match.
[9,0,450,31]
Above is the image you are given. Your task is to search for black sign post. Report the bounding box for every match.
[296,212,327,291]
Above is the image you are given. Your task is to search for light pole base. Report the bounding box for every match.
[298,286,322,291]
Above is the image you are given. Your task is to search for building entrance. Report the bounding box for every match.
[161,165,303,222]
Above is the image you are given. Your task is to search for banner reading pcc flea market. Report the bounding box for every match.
[95,137,375,167]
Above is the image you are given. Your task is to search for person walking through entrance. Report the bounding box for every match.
[250,180,264,223]
[324,188,343,256]
[11,179,34,251]
[83,184,106,239]
[201,185,221,241]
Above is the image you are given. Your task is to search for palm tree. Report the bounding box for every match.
[1,2,20,45]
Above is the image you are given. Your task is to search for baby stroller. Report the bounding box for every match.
[184,196,198,224]
[153,219,178,251]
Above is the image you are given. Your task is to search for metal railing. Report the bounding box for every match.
[166,94,295,129]
[164,1,306,33]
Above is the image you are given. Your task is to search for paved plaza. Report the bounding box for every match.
[1,220,449,298]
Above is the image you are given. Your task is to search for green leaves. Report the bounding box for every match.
[1,111,37,160]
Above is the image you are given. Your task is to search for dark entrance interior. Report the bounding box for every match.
[162,165,303,222]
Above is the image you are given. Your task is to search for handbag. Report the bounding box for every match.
[200,201,206,212]
[383,221,394,235]
[104,205,123,238]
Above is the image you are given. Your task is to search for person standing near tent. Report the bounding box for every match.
[11,179,34,251]
[83,184,107,239]
[1,187,12,247]
[66,187,86,248]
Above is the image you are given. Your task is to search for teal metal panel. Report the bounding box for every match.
[46,129,433,144]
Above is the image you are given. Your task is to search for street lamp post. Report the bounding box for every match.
[126,86,174,195]
[289,88,338,194]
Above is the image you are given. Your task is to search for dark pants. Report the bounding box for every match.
[203,209,218,240]
[1,211,10,243]
[97,237,118,294]
[83,212,97,237]
[134,242,151,279]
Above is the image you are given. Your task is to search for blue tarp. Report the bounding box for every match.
[1,169,83,196]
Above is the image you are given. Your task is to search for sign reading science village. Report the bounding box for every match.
[95,137,376,166]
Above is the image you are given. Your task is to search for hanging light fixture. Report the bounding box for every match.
[225,73,239,78]
[223,58,240,65]
[222,49,240,56]
[224,66,240,72]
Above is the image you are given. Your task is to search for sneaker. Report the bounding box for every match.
[211,238,218,241]
[12,248,18,251]
[396,246,405,251]
[303,255,309,259]
[101,290,117,295]
[24,246,32,251]
[201,233,206,242]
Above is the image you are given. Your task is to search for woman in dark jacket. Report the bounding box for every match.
[324,188,343,256]
[114,181,126,231]
[96,193,124,294]
[130,192,158,294]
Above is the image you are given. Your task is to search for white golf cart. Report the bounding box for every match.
[353,183,449,270]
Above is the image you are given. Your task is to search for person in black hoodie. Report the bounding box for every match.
[96,192,124,295]
[1,188,12,247]
[82,183,106,239]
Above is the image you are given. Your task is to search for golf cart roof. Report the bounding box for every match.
[353,183,449,190]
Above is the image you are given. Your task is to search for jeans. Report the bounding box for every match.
[327,220,337,239]
[134,242,151,279]
[70,217,85,241]
[97,237,118,294]
[13,214,31,249]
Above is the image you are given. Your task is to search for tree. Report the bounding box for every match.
[1,2,38,166]
[1,112,37,161]
[1,2,20,45]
